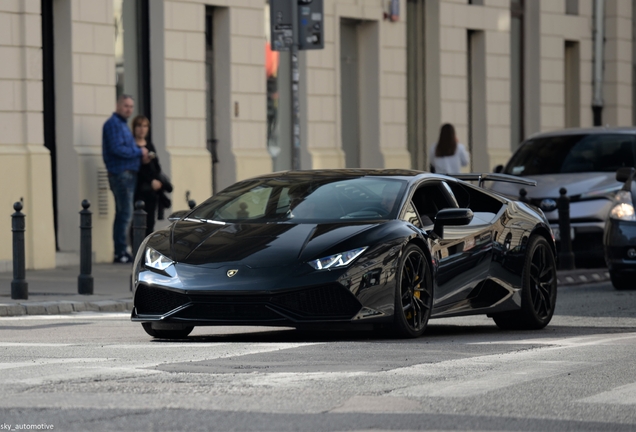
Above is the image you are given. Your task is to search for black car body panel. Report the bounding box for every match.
[132,169,555,329]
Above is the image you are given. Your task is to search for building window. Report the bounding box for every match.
[566,0,579,15]
[468,29,487,171]
[565,40,580,127]
[114,0,151,117]
[511,0,524,148]
[407,0,426,170]
[633,0,636,125]
[265,2,290,171]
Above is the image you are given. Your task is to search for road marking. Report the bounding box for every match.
[0,342,322,386]
[0,312,130,320]
[330,395,422,413]
[391,360,585,398]
[469,332,636,348]
[0,342,73,347]
[0,358,104,370]
[578,382,636,405]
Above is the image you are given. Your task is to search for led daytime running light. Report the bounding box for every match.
[308,247,367,270]
[145,247,173,271]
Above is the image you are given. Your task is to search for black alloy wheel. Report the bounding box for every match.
[610,271,634,290]
[141,323,194,339]
[493,235,557,330]
[393,244,433,338]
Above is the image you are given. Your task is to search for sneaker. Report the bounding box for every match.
[113,252,133,264]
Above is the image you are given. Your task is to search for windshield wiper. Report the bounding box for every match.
[184,217,226,225]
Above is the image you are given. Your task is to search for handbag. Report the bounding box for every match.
[158,172,173,193]
[159,191,171,209]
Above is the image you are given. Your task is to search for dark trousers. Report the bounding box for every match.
[108,170,137,257]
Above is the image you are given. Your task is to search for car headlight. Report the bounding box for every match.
[145,247,174,271]
[308,247,368,270]
[609,203,636,221]
[609,191,636,221]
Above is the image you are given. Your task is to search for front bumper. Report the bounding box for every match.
[131,282,364,325]
[131,261,392,326]
[603,219,636,272]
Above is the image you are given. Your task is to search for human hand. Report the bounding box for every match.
[151,179,162,191]
[141,147,151,164]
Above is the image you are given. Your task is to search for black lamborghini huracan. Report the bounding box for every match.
[132,169,557,339]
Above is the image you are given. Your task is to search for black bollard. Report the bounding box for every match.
[557,187,575,270]
[78,200,93,295]
[132,200,147,260]
[519,188,529,204]
[11,201,28,300]
[186,190,196,210]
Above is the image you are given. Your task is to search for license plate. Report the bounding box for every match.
[552,227,575,241]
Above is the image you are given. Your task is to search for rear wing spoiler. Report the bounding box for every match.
[447,173,537,188]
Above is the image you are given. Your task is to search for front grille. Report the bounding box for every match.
[135,284,191,315]
[135,284,362,321]
[174,303,283,321]
[270,284,361,318]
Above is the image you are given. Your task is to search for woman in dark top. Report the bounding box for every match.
[132,115,163,236]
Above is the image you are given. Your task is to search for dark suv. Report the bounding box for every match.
[490,128,636,267]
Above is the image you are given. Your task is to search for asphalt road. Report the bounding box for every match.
[0,281,634,432]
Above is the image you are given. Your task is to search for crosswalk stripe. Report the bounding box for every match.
[578,382,636,405]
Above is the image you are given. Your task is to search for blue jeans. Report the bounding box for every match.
[108,170,137,257]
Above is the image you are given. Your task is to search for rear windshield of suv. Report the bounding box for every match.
[504,134,636,176]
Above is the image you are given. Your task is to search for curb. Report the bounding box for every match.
[557,269,610,286]
[0,299,133,317]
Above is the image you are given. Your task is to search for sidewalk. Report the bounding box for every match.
[0,264,133,316]
[0,264,611,317]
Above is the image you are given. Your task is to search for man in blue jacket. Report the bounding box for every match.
[102,95,148,263]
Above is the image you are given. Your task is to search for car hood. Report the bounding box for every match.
[489,172,621,199]
[165,220,379,268]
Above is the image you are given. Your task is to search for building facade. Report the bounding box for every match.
[0,0,633,270]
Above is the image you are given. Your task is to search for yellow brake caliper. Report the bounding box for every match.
[406,275,420,320]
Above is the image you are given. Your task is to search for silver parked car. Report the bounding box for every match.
[490,128,636,267]
[604,167,636,289]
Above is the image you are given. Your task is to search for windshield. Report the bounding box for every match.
[504,134,636,176]
[189,177,408,223]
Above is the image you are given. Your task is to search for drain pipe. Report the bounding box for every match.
[592,0,605,126]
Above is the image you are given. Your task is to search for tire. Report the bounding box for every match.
[610,271,634,290]
[141,322,194,339]
[493,236,557,330]
[392,244,433,338]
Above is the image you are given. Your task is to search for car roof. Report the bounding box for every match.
[527,126,636,140]
[253,169,433,183]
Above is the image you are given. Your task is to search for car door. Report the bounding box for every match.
[412,180,495,307]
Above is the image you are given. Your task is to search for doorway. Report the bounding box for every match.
[42,0,58,249]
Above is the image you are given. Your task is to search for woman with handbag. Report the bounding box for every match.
[131,115,169,236]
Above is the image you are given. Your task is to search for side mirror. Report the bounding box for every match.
[433,208,474,238]
[493,165,504,173]
[167,210,189,222]
[616,167,635,183]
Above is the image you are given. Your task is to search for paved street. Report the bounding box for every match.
[0,281,634,431]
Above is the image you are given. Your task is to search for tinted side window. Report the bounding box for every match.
[412,181,458,221]
[401,201,421,228]
[447,181,503,214]
[505,134,636,175]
